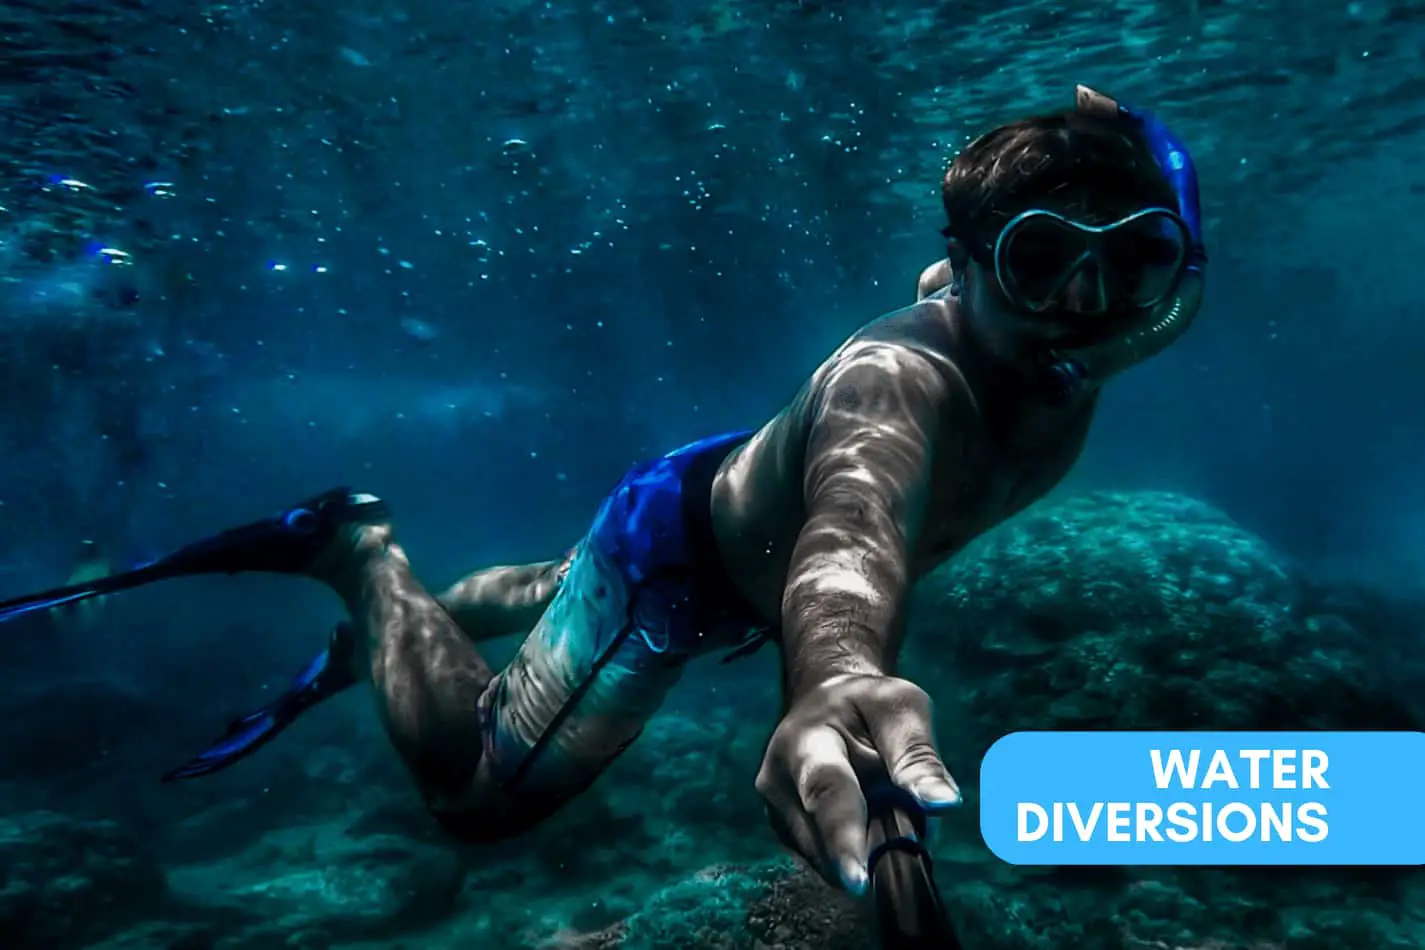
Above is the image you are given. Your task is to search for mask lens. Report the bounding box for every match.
[997,216,1091,310]
[997,210,1189,314]
[1101,212,1188,308]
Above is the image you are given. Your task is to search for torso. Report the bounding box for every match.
[708,292,1097,627]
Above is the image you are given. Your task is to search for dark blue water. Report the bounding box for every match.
[2,1,1423,947]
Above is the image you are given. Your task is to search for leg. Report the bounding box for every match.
[165,518,507,798]
[329,524,501,801]
[159,541,569,786]
[332,523,687,840]
[435,530,694,838]
[134,448,744,840]
[434,553,570,643]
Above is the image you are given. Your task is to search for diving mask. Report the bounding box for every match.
[989,206,1192,317]
[998,84,1208,402]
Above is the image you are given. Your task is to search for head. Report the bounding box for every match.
[940,86,1206,402]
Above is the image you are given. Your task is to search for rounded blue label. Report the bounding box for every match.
[978,731,1425,865]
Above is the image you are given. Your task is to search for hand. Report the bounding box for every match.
[755,673,959,895]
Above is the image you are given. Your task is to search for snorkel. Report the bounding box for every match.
[1041,85,1208,402]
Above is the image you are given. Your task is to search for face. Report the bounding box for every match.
[954,254,1067,365]
[950,201,1194,382]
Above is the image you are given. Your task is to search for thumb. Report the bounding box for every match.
[869,700,960,810]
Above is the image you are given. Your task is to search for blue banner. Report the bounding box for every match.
[979,731,1425,865]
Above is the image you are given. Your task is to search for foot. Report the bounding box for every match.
[160,486,392,586]
[259,489,398,604]
[304,518,400,606]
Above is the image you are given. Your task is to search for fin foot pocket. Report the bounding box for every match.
[158,487,391,578]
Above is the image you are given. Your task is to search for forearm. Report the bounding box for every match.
[779,508,909,701]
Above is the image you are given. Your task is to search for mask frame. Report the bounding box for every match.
[990,206,1193,317]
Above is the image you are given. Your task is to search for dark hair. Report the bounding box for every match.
[941,109,1178,244]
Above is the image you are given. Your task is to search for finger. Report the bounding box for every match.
[795,728,870,894]
[764,799,837,887]
[868,693,960,811]
[757,760,834,883]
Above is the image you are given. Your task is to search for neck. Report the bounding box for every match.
[948,299,1105,412]
[947,299,1039,391]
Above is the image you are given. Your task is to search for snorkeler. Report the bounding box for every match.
[0,85,1204,902]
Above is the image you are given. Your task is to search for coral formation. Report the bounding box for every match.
[4,492,1423,948]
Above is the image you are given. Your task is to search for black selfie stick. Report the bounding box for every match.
[866,788,961,950]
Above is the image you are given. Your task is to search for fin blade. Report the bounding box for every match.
[0,584,108,624]
[0,562,165,625]
[160,646,355,783]
[161,713,282,781]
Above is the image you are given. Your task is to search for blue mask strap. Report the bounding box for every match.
[1117,103,1206,272]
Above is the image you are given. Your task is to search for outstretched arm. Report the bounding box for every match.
[435,553,571,642]
[779,342,948,699]
[757,341,962,896]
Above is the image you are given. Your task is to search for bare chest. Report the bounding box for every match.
[911,400,1094,574]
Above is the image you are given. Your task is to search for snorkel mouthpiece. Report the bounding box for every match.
[1042,356,1088,406]
[1041,85,1207,403]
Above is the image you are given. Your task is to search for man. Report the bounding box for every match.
[0,85,1205,897]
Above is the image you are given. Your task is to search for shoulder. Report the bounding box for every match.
[810,305,970,421]
[764,301,978,470]
[793,333,960,495]
[916,259,952,301]
[816,338,945,404]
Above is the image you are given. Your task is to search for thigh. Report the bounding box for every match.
[432,533,673,840]
[478,529,686,803]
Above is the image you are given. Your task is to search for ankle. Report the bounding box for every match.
[349,523,396,558]
[310,523,400,602]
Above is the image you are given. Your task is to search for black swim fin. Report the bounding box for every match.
[161,623,358,782]
[0,488,390,626]
[0,561,166,624]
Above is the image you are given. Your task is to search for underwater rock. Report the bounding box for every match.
[167,822,467,949]
[616,863,777,950]
[514,490,1425,950]
[537,861,868,950]
[526,856,1425,950]
[908,489,1420,766]
[892,490,1425,950]
[602,863,769,950]
[0,810,169,949]
[80,921,222,950]
[930,863,1425,950]
[741,862,871,949]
